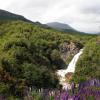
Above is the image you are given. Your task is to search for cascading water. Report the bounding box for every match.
[57,49,83,90]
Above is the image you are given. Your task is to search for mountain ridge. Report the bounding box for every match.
[46,22,78,32]
[0,9,33,23]
[0,9,88,34]
[0,9,81,33]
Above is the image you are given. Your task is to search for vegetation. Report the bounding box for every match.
[0,20,81,97]
[72,36,100,83]
[0,19,98,99]
[24,79,100,100]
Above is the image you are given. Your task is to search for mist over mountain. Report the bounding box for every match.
[46,22,78,32]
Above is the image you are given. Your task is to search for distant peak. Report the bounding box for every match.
[46,22,77,32]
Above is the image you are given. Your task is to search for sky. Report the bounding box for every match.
[0,0,100,33]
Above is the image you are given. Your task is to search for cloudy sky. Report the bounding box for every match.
[0,0,100,33]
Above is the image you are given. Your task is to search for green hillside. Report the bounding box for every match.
[0,20,82,97]
[0,20,98,98]
[72,36,100,83]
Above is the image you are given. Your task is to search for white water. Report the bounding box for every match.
[57,49,83,89]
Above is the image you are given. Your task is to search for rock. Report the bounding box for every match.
[65,72,73,81]
[59,42,82,62]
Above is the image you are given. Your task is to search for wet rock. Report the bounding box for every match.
[59,42,83,62]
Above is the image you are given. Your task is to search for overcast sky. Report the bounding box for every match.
[0,0,100,33]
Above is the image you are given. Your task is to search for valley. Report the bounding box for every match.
[0,9,99,99]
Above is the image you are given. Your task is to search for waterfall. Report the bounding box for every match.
[57,49,83,89]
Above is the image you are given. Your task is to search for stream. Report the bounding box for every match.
[57,49,83,90]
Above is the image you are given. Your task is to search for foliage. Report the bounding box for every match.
[0,20,98,98]
[72,36,100,83]
[0,20,79,97]
[28,79,100,100]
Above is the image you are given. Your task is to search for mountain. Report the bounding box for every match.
[0,9,32,23]
[46,22,77,32]
[0,10,85,33]
[0,9,54,29]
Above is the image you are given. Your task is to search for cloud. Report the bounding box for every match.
[0,0,14,9]
[0,0,100,33]
[78,0,100,14]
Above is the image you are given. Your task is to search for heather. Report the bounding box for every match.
[3,79,99,100]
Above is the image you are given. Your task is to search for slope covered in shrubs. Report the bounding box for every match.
[72,36,100,83]
[0,20,97,98]
[0,20,83,97]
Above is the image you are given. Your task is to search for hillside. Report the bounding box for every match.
[72,36,100,83]
[0,9,33,23]
[0,20,85,97]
